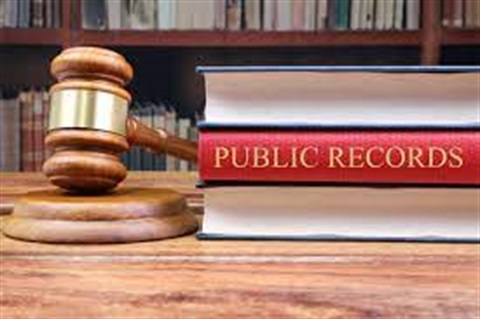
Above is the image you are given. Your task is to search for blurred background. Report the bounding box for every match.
[0,0,479,172]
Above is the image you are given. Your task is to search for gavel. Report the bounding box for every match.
[43,47,198,193]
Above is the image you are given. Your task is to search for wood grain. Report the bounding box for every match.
[0,172,479,318]
[1,229,479,319]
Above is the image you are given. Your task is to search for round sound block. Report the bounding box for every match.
[2,187,198,244]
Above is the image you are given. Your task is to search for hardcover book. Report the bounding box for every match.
[199,186,480,242]
[198,66,480,126]
[199,127,480,186]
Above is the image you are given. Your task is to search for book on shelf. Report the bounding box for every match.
[197,65,480,242]
[78,0,427,32]
[442,0,480,28]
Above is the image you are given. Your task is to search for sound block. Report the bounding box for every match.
[2,187,198,244]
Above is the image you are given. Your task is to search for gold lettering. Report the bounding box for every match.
[448,147,464,168]
[349,147,365,168]
[328,147,345,168]
[214,146,230,168]
[408,147,425,168]
[365,147,384,168]
[385,146,406,168]
[428,147,448,168]
[253,147,270,168]
[300,146,319,168]
[272,147,290,168]
[290,147,299,168]
[231,147,249,168]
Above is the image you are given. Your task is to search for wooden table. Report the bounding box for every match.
[1,172,479,318]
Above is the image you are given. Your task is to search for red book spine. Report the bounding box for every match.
[199,130,480,185]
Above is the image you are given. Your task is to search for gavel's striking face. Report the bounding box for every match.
[43,47,134,193]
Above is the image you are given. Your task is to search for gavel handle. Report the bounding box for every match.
[126,116,198,162]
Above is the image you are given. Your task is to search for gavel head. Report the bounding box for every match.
[43,47,134,193]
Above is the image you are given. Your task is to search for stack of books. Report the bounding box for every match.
[82,0,422,31]
[197,66,480,242]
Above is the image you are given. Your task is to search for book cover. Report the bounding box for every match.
[334,0,350,30]
[394,0,405,29]
[349,0,361,29]
[276,0,292,30]
[199,127,480,186]
[0,96,20,171]
[32,90,44,171]
[82,0,107,29]
[214,0,226,29]
[383,0,395,30]
[406,0,420,30]
[106,0,122,29]
[4,0,18,27]
[304,0,316,31]
[18,0,31,28]
[374,0,386,30]
[244,0,261,30]
[199,66,480,126]
[291,0,306,31]
[263,0,277,30]
[20,91,34,171]
[226,0,242,30]
[130,0,156,30]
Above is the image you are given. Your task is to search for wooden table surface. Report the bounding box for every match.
[1,172,479,319]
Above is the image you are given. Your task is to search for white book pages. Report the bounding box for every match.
[204,71,480,125]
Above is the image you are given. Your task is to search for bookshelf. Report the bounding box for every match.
[0,1,478,58]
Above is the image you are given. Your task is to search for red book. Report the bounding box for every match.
[199,129,480,185]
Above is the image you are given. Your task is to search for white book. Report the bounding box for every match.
[157,0,177,29]
[177,0,193,29]
[374,0,386,30]
[383,0,395,30]
[178,118,191,171]
[202,67,480,126]
[130,0,156,30]
[406,0,420,30]
[304,0,316,31]
[349,0,361,30]
[394,0,405,30]
[214,0,226,29]
[263,0,276,30]
[276,0,292,31]
[245,0,261,30]
[195,0,215,30]
[4,0,18,27]
[106,0,122,29]
[360,0,374,29]
[201,187,480,242]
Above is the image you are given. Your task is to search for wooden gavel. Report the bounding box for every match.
[43,47,198,193]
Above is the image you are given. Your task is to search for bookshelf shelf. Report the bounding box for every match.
[75,30,422,47]
[442,29,480,45]
[0,28,63,46]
